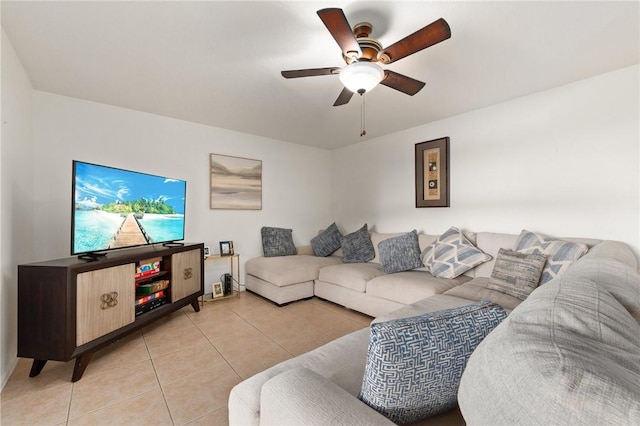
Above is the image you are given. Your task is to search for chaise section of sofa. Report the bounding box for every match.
[245,247,342,305]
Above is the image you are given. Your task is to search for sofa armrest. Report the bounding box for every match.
[260,368,395,426]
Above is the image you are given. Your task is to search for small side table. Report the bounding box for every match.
[201,253,240,303]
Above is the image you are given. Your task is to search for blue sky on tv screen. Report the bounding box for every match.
[74,162,186,214]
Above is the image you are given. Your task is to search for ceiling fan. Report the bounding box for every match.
[281,8,451,107]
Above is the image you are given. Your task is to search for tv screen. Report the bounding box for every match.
[72,161,186,256]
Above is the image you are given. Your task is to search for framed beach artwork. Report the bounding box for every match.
[415,137,450,208]
[210,154,262,210]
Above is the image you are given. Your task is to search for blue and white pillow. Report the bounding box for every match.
[359,301,507,424]
[421,227,491,278]
[514,230,588,285]
[311,222,342,257]
[378,230,423,273]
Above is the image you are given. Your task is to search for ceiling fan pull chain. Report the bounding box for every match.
[360,92,367,137]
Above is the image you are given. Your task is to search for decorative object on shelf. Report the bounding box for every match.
[210,154,262,210]
[201,253,240,304]
[415,137,450,208]
[203,246,210,258]
[220,241,234,256]
[213,282,224,298]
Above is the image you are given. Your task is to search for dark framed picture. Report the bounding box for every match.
[415,137,450,208]
[219,241,234,256]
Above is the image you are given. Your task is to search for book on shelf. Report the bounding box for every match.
[135,290,167,316]
[136,279,170,296]
[135,257,162,279]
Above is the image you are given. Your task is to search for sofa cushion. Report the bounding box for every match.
[359,301,507,424]
[342,224,375,263]
[246,255,342,287]
[311,222,342,257]
[318,263,386,293]
[487,248,547,300]
[458,259,640,425]
[366,271,471,305]
[443,277,523,311]
[422,227,492,279]
[377,231,423,274]
[514,229,588,284]
[261,226,297,257]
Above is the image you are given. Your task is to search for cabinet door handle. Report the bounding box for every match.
[100,292,118,309]
[184,268,193,280]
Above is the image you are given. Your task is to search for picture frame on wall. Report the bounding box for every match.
[415,137,450,208]
[210,154,262,210]
[219,241,234,256]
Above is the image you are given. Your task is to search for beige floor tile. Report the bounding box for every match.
[143,324,210,358]
[141,310,196,338]
[69,359,160,419]
[67,388,173,426]
[226,343,292,379]
[152,341,227,386]
[81,331,150,379]
[1,358,75,402]
[161,364,240,425]
[186,406,228,426]
[1,381,72,425]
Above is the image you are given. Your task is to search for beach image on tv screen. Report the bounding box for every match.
[73,162,186,254]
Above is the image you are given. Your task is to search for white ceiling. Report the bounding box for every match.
[2,1,638,150]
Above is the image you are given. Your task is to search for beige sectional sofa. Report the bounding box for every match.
[245,230,599,317]
[230,239,640,425]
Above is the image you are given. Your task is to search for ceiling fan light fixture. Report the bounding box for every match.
[339,61,384,94]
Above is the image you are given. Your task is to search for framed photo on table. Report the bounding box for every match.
[219,241,234,256]
[213,282,224,298]
[415,137,450,208]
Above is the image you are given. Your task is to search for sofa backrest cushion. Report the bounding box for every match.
[458,258,640,425]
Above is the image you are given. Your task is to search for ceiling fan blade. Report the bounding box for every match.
[377,18,451,64]
[380,70,426,96]
[317,8,362,59]
[333,87,354,106]
[281,67,341,79]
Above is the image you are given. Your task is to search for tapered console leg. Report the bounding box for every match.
[29,359,48,377]
[72,353,94,382]
[191,298,201,312]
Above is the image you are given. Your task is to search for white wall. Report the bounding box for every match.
[331,65,640,260]
[1,30,35,389]
[31,92,333,293]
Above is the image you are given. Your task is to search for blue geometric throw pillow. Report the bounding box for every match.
[311,222,342,257]
[359,301,507,424]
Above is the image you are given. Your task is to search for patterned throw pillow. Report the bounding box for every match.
[514,230,588,285]
[341,224,375,263]
[378,230,423,273]
[359,301,507,424]
[310,222,342,257]
[421,227,492,278]
[487,248,547,300]
[261,227,297,257]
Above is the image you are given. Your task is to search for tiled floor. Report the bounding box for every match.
[1,292,372,425]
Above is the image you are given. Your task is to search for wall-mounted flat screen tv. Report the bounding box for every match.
[72,160,186,258]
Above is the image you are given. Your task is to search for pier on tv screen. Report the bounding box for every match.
[72,161,186,255]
